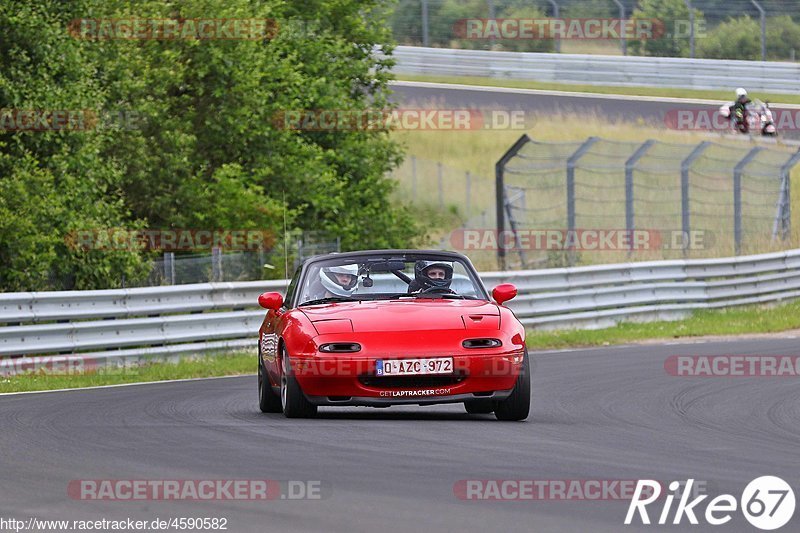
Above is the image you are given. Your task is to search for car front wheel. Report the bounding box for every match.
[258,350,282,413]
[494,349,530,421]
[280,347,318,419]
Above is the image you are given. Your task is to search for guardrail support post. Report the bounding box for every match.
[625,140,655,252]
[681,141,711,256]
[495,134,532,270]
[734,147,764,255]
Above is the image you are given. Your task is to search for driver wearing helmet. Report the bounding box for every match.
[730,88,752,132]
[308,264,358,300]
[407,260,454,293]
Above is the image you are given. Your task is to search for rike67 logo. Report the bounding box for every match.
[626,477,795,530]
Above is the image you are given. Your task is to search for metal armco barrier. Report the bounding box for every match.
[390,46,800,94]
[1,249,799,372]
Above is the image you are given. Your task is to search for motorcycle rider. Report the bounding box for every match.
[407,260,454,293]
[729,88,752,132]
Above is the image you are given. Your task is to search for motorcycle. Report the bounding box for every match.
[718,99,777,136]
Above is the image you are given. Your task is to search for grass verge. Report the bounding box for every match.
[0,352,253,394]
[395,74,800,105]
[526,299,800,350]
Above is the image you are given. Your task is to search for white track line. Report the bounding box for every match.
[391,80,800,109]
[0,373,255,397]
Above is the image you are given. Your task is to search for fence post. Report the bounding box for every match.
[495,134,532,270]
[212,246,223,282]
[438,162,444,209]
[566,137,599,265]
[681,141,711,256]
[411,155,417,202]
[733,147,763,255]
[163,252,175,285]
[488,0,496,48]
[751,1,766,61]
[504,187,529,268]
[466,171,472,215]
[611,0,627,56]
[683,1,695,58]
[775,149,800,242]
[546,0,561,53]
[625,140,655,251]
[421,0,429,47]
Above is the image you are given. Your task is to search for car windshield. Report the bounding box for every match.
[297,253,486,305]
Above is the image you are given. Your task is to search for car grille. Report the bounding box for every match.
[358,374,466,388]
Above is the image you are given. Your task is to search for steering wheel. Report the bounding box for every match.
[419,286,455,295]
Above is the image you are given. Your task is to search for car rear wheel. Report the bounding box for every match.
[494,349,530,421]
[280,347,317,418]
[464,400,494,414]
[258,351,281,413]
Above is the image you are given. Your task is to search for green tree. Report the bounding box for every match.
[0,0,419,290]
[0,0,150,290]
[698,16,761,60]
[629,0,705,57]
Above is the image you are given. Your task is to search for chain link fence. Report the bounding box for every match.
[391,0,800,61]
[119,231,341,288]
[495,135,800,269]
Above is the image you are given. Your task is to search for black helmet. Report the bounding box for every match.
[413,260,453,290]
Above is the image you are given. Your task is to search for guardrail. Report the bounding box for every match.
[1,249,799,374]
[390,46,800,94]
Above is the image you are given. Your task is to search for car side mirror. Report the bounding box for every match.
[258,292,284,310]
[492,284,517,305]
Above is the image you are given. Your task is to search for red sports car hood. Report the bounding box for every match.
[300,299,500,333]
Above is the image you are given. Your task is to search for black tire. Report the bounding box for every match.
[280,347,317,418]
[494,349,531,421]
[464,400,495,414]
[258,350,282,413]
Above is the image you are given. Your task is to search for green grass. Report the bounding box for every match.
[0,352,254,394]
[396,74,800,106]
[526,298,800,350]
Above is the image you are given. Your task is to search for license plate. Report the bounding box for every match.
[376,357,453,376]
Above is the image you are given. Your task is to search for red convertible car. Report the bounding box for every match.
[257,250,529,420]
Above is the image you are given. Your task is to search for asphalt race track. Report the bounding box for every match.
[2,338,799,532]
[390,81,800,140]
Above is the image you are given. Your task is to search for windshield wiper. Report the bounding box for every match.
[299,297,356,307]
